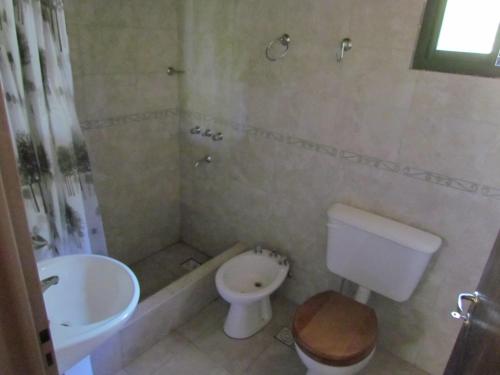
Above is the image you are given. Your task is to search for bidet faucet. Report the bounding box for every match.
[254,245,264,254]
[41,275,59,293]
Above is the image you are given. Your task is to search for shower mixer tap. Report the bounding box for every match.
[194,155,212,168]
[190,126,202,135]
[212,132,224,141]
[203,129,214,137]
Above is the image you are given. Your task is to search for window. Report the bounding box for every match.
[413,0,500,77]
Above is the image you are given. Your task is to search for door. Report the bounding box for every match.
[444,231,500,374]
[0,85,58,374]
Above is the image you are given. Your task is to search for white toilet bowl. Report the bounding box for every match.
[215,248,289,339]
[296,344,375,375]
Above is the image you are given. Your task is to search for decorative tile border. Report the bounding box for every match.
[402,167,479,193]
[80,109,179,130]
[179,109,500,201]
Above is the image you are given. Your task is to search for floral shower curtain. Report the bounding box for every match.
[0,0,106,260]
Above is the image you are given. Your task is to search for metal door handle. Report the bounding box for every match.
[450,291,479,323]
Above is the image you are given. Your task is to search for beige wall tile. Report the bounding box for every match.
[131,0,179,30]
[399,112,500,185]
[69,1,500,374]
[92,0,135,27]
[349,0,426,51]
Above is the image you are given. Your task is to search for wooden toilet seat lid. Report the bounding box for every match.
[292,291,377,367]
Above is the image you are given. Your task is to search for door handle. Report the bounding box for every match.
[450,291,479,323]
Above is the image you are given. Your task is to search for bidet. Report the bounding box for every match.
[215,247,289,338]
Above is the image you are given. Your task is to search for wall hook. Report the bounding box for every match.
[336,38,352,63]
[167,67,185,75]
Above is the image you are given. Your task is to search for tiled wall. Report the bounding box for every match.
[178,1,500,374]
[63,0,181,264]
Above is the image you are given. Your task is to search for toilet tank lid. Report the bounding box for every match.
[328,204,442,254]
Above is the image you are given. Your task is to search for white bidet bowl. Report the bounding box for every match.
[215,248,289,339]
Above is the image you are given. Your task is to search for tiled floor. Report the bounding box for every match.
[130,242,210,300]
[115,297,429,375]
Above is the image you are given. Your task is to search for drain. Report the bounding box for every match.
[275,327,295,347]
[254,282,262,288]
[181,258,202,272]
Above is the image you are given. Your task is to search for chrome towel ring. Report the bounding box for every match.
[265,33,291,62]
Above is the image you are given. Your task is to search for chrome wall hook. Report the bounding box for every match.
[167,67,184,75]
[266,33,291,62]
[336,38,352,63]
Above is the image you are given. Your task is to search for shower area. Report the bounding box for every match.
[64,0,305,301]
[63,0,230,300]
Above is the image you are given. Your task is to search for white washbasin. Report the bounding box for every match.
[38,254,140,373]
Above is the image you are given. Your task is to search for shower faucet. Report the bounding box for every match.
[212,132,223,141]
[194,155,212,168]
[190,126,201,135]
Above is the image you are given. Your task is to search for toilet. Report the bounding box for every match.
[293,204,442,375]
[216,248,290,339]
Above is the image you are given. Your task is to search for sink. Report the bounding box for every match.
[38,254,140,373]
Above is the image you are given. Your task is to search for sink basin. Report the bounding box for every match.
[38,254,140,373]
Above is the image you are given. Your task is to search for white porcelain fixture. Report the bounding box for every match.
[296,344,375,375]
[215,248,289,338]
[294,203,442,375]
[38,254,140,373]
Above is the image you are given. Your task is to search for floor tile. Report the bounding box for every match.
[245,341,305,375]
[130,242,210,300]
[152,335,230,375]
[152,243,210,278]
[178,299,275,374]
[265,294,298,334]
[117,292,428,375]
[177,298,229,342]
[122,333,188,375]
[131,260,178,301]
[360,348,429,375]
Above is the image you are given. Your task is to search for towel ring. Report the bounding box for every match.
[265,33,291,62]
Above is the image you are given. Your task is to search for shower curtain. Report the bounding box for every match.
[0,0,106,260]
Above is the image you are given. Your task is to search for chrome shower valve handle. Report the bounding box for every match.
[212,132,223,141]
[203,129,214,137]
[190,126,202,135]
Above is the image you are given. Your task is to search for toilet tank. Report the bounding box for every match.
[327,204,442,302]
